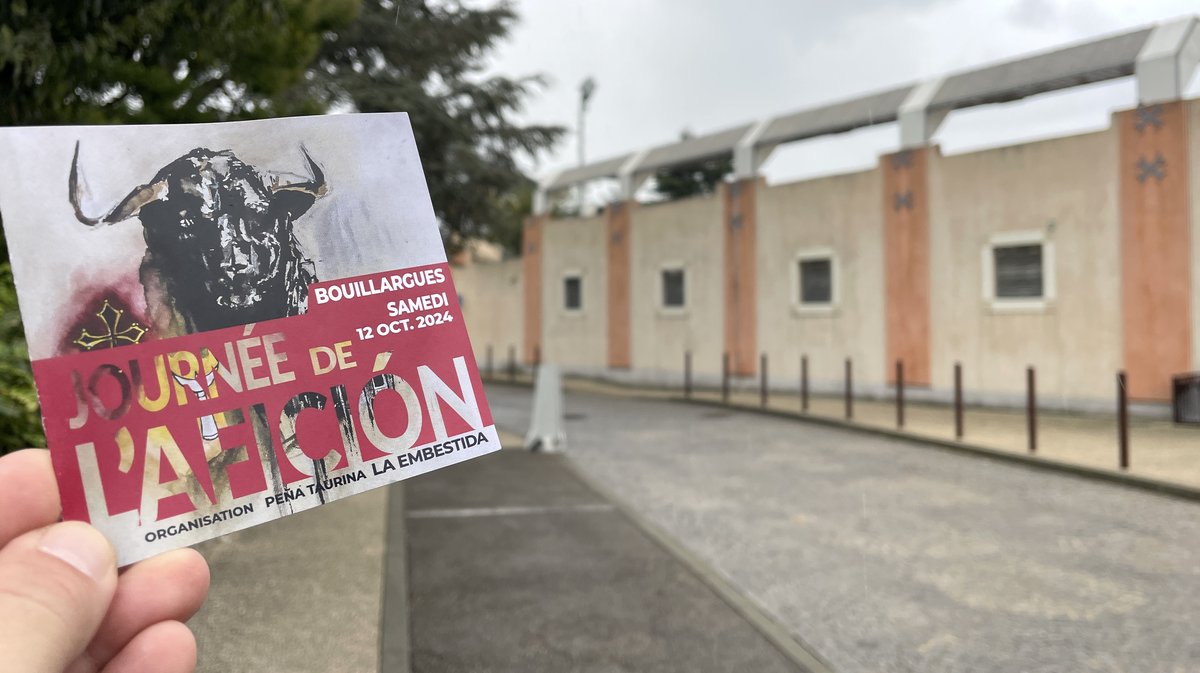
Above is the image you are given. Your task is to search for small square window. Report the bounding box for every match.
[662,269,685,308]
[799,258,833,305]
[563,275,582,310]
[993,244,1043,299]
[982,232,1054,312]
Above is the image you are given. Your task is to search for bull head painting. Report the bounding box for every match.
[69,142,327,334]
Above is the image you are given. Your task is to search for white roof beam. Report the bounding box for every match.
[532,170,562,216]
[616,148,651,202]
[734,118,776,180]
[1136,17,1200,104]
[898,77,947,149]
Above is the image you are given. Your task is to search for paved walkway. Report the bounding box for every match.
[191,487,389,673]
[702,387,1200,489]
[404,446,810,672]
[500,374,1200,491]
[486,383,1200,673]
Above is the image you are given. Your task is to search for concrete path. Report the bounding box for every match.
[404,447,809,672]
[485,383,1200,673]
[503,374,1200,491]
[699,387,1200,490]
[191,487,389,673]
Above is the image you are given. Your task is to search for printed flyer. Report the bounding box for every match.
[0,113,499,565]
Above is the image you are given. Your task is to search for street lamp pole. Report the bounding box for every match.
[577,77,596,212]
[579,76,595,167]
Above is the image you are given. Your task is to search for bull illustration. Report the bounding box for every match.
[69,143,328,334]
[68,143,334,517]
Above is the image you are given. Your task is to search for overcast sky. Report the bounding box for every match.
[481,0,1200,192]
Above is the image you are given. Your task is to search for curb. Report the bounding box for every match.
[482,376,1200,504]
[491,427,834,672]
[379,484,411,673]
[675,396,1200,504]
[555,453,836,673]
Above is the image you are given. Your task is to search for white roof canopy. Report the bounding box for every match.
[539,17,1199,206]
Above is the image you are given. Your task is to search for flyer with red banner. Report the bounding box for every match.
[0,113,499,565]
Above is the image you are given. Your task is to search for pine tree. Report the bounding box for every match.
[653,130,732,201]
[306,0,563,253]
[0,0,357,453]
[0,0,356,125]
[0,1,558,453]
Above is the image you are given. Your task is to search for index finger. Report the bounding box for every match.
[0,450,63,548]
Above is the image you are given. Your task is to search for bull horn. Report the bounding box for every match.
[69,141,167,226]
[272,146,328,198]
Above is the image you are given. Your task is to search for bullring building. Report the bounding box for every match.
[455,18,1200,415]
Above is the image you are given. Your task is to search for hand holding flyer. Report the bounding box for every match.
[0,113,499,565]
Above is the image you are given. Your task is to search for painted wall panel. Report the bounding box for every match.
[452,258,524,372]
[522,216,543,363]
[607,202,632,368]
[757,168,886,391]
[1188,100,1200,381]
[883,148,932,386]
[929,129,1122,402]
[1118,101,1192,400]
[540,214,608,371]
[630,194,724,377]
[724,180,759,376]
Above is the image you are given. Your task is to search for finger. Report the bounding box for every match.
[79,548,209,668]
[0,449,62,547]
[99,621,196,673]
[0,521,117,673]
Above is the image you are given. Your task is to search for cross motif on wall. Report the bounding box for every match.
[527,242,537,254]
[890,150,914,169]
[1134,104,1164,134]
[893,190,914,211]
[730,214,743,231]
[611,230,624,246]
[1136,153,1166,183]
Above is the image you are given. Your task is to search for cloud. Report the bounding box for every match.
[1006,0,1119,37]
[1007,0,1059,28]
[485,0,1198,185]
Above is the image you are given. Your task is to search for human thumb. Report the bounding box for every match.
[0,521,117,673]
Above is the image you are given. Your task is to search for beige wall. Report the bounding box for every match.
[756,169,886,391]
[540,214,608,370]
[629,195,725,377]
[1190,99,1200,374]
[451,258,524,372]
[928,128,1122,402]
[454,98,1198,407]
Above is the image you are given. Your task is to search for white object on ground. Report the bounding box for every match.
[525,364,566,452]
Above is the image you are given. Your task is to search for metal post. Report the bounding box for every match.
[534,345,542,369]
[845,358,853,420]
[722,352,730,404]
[896,360,905,429]
[1118,371,1129,470]
[508,346,516,382]
[1026,366,1037,454]
[800,355,809,413]
[486,345,494,379]
[760,353,768,408]
[684,351,693,399]
[954,362,963,440]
